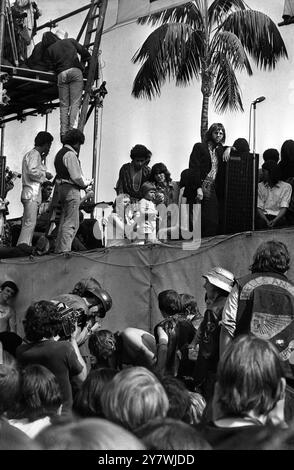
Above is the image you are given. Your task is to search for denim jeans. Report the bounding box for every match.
[17,199,39,246]
[54,183,81,253]
[57,68,84,137]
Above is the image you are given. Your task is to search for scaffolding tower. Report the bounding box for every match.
[0,0,109,201]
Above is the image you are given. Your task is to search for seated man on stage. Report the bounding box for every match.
[256,160,292,229]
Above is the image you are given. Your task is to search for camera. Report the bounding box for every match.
[56,303,87,338]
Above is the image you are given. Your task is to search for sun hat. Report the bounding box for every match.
[202,267,235,293]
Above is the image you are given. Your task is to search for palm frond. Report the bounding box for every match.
[208,0,248,26]
[137,1,204,30]
[132,23,202,99]
[221,10,288,69]
[210,31,252,75]
[213,58,244,112]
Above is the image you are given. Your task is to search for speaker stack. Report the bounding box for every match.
[223,151,259,235]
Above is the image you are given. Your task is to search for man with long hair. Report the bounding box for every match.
[220,240,294,421]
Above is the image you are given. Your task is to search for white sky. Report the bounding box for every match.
[4,0,294,217]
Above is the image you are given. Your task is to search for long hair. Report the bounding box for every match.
[250,240,290,274]
[281,139,294,164]
[205,123,226,145]
[150,163,172,184]
[73,368,117,418]
[14,364,62,421]
[215,335,284,418]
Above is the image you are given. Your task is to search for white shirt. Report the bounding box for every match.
[257,181,292,216]
[21,148,47,203]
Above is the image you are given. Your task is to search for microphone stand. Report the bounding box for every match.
[252,102,257,231]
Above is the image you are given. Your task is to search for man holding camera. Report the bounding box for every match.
[52,277,112,370]
[16,300,87,415]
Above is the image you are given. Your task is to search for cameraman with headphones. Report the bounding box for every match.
[52,277,112,370]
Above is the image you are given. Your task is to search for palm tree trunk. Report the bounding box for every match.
[201,93,209,142]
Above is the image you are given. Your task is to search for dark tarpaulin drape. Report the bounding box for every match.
[1,227,294,337]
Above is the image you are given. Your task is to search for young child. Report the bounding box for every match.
[134,182,159,243]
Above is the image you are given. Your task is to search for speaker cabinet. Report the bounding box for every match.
[223,151,259,235]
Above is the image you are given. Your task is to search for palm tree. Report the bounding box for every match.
[132,0,288,141]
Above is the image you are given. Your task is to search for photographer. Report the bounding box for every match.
[52,278,112,370]
[16,300,87,415]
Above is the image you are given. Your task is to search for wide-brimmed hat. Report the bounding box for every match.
[202,266,235,293]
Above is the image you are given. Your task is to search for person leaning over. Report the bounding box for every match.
[17,131,53,247]
[53,129,92,253]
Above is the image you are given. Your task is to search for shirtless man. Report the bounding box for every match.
[0,281,19,333]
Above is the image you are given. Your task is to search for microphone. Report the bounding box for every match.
[252,96,266,105]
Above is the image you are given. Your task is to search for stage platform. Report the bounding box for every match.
[1,227,294,337]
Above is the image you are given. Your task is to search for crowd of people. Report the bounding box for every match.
[0,239,294,450]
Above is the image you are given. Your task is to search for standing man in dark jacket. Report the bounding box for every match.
[181,123,231,237]
[44,36,91,140]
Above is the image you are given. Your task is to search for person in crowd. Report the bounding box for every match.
[133,182,158,244]
[177,292,202,384]
[118,290,195,377]
[181,123,231,237]
[220,240,294,420]
[115,144,151,203]
[192,267,235,401]
[88,330,119,370]
[8,364,62,438]
[36,418,145,450]
[187,391,207,425]
[199,335,287,449]
[160,375,191,422]
[52,278,112,371]
[278,139,294,181]
[179,293,202,329]
[105,193,136,247]
[256,160,292,229]
[16,300,87,414]
[53,129,92,253]
[0,331,22,357]
[135,418,211,450]
[100,366,169,432]
[42,34,91,140]
[154,290,196,377]
[148,162,180,239]
[17,131,53,247]
[0,280,19,333]
[0,360,21,418]
[73,368,117,418]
